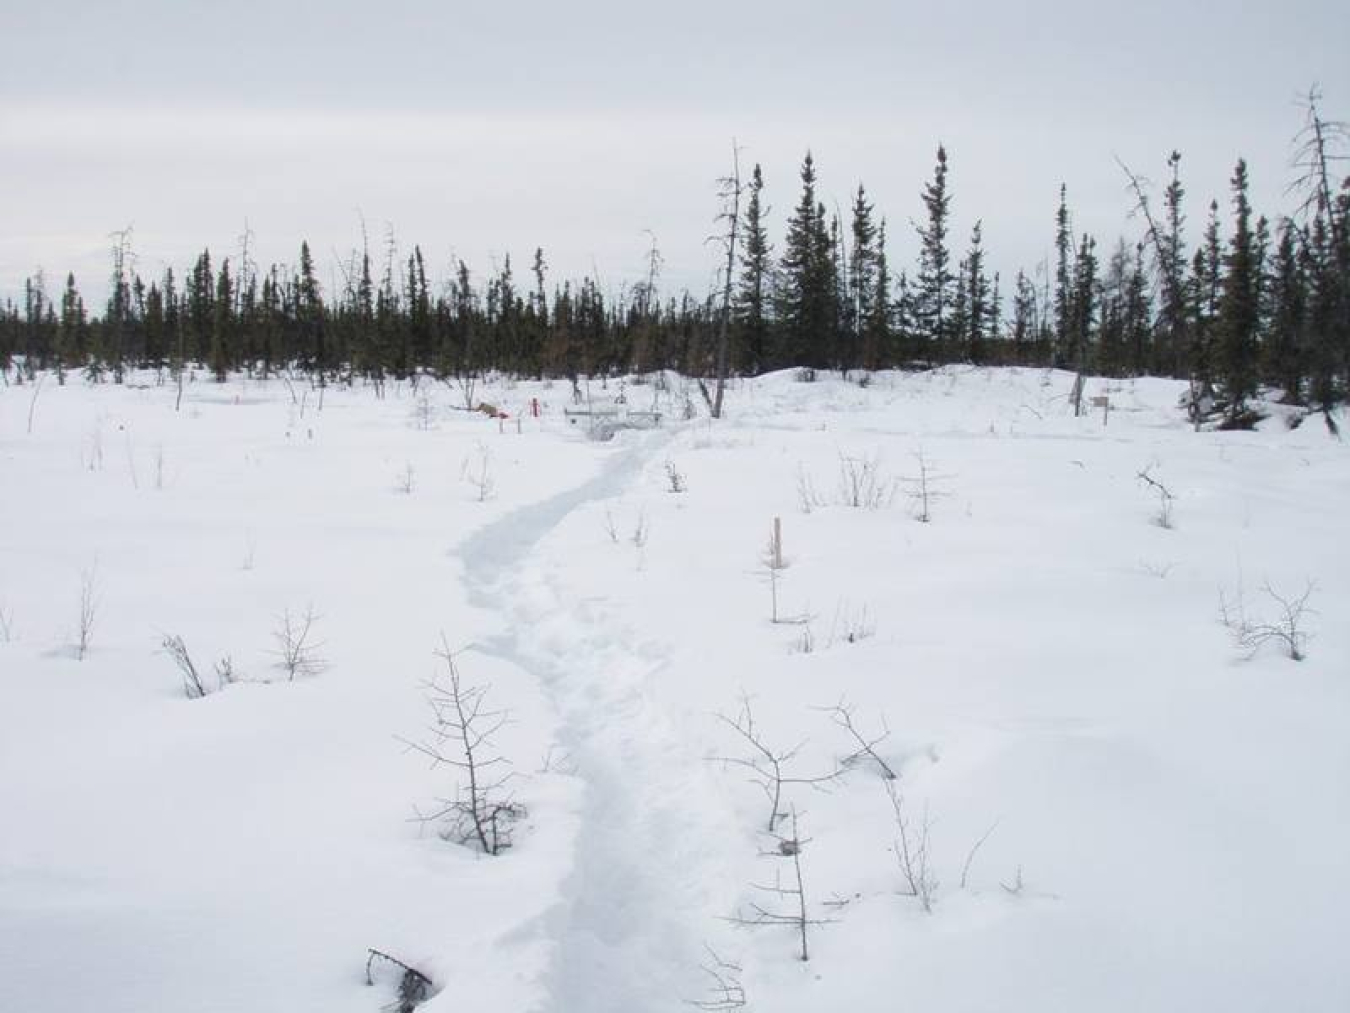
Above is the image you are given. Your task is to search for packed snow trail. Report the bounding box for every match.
[457,428,743,1012]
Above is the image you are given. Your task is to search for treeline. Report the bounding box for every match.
[2,95,1347,427]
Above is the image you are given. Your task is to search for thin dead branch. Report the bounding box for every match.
[818,699,896,779]
[712,695,841,833]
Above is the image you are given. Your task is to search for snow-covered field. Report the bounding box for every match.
[1,367,1346,1013]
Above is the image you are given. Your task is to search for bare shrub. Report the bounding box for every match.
[827,600,875,646]
[665,460,687,493]
[162,634,207,699]
[365,949,434,1013]
[1219,578,1317,661]
[836,451,893,509]
[461,443,495,501]
[403,636,523,855]
[795,464,826,514]
[0,601,13,642]
[272,606,326,679]
[214,655,237,688]
[1136,464,1176,529]
[631,509,650,549]
[885,780,938,912]
[1138,559,1178,579]
[712,695,840,833]
[395,461,416,494]
[161,634,237,698]
[410,389,437,431]
[788,624,815,655]
[75,563,99,661]
[85,421,105,472]
[687,947,746,1010]
[1001,865,1026,896]
[602,508,620,544]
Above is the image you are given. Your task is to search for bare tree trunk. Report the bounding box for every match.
[712,141,742,420]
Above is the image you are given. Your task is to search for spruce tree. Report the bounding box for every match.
[1264,221,1306,401]
[914,146,954,364]
[1053,184,1073,365]
[1215,160,1261,425]
[737,163,773,373]
[963,221,990,363]
[1158,152,1189,375]
[778,152,834,369]
[1012,269,1037,364]
[1188,201,1223,408]
[861,219,892,370]
[297,241,324,377]
[186,250,214,372]
[210,259,234,382]
[58,272,85,384]
[1068,233,1098,371]
[1124,244,1152,375]
[847,184,877,368]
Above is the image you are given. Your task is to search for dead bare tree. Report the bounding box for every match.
[403,636,523,855]
[728,808,832,961]
[709,140,742,420]
[271,605,326,679]
[712,695,840,833]
[886,780,938,913]
[819,698,895,779]
[0,601,14,642]
[1117,153,1203,425]
[1219,578,1317,661]
[1289,85,1349,240]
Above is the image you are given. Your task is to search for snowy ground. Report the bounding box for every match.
[1,367,1347,1012]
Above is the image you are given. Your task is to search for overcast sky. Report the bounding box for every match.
[2,0,1346,306]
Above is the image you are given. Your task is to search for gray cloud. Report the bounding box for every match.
[3,1,1346,302]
